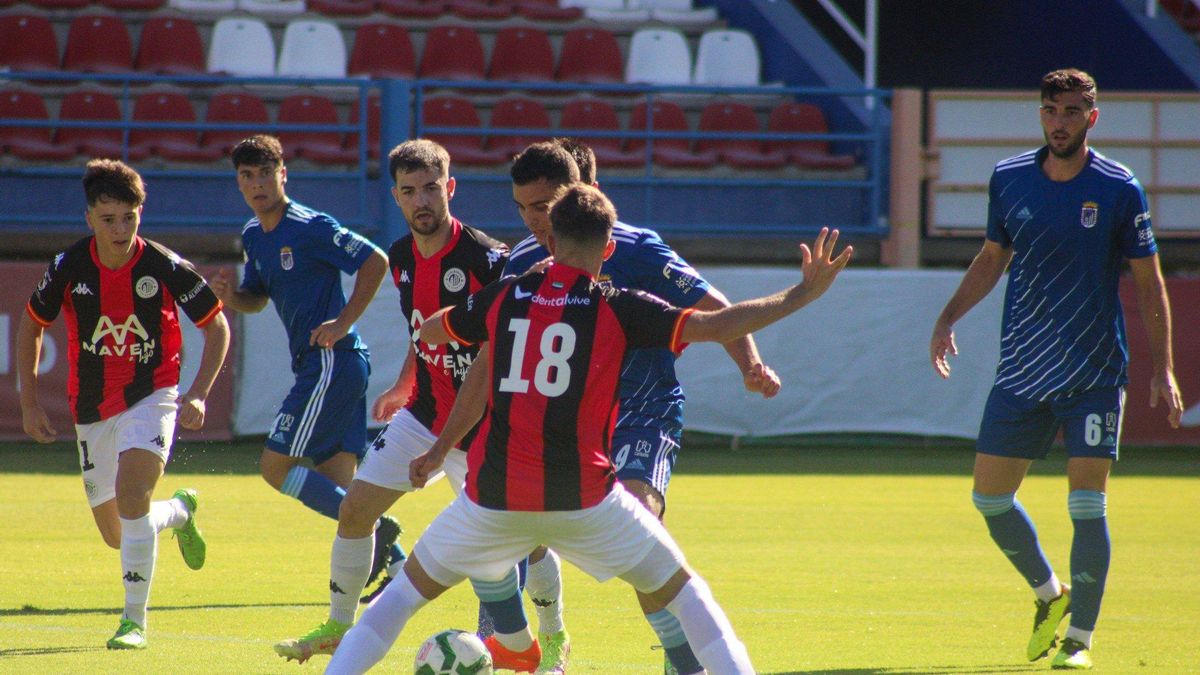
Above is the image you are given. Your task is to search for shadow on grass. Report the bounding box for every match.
[0,646,106,657]
[2,602,326,617]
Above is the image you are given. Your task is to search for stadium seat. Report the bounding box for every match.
[99,0,167,10]
[308,0,373,14]
[62,15,134,75]
[488,27,554,84]
[564,0,648,22]
[559,97,643,168]
[238,0,308,15]
[0,15,59,72]
[446,0,511,19]
[129,92,222,163]
[56,90,129,160]
[513,0,582,21]
[421,95,505,166]
[208,18,276,77]
[200,90,270,155]
[168,0,237,11]
[277,93,357,164]
[349,23,415,79]
[487,96,550,158]
[632,0,717,25]
[556,28,623,86]
[627,100,716,169]
[419,25,485,81]
[696,101,786,170]
[277,20,348,78]
[26,0,89,9]
[377,0,444,17]
[766,102,857,170]
[135,17,206,76]
[693,29,761,87]
[0,89,74,160]
[625,29,691,86]
[345,94,381,160]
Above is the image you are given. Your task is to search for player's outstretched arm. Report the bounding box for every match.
[209,267,269,314]
[930,240,1012,379]
[1129,254,1184,428]
[417,306,454,345]
[178,311,231,430]
[410,350,491,488]
[16,312,56,443]
[692,288,781,398]
[680,228,852,346]
[311,248,388,349]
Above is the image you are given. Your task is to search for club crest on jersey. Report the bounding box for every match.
[135,276,159,299]
[1080,201,1099,228]
[280,246,294,270]
[443,267,466,292]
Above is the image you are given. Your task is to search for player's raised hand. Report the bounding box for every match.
[930,319,957,379]
[177,393,206,430]
[798,227,853,301]
[743,362,781,398]
[21,403,56,443]
[1149,368,1184,428]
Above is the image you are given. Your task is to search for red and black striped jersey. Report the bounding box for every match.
[26,237,223,424]
[443,262,691,511]
[387,218,508,436]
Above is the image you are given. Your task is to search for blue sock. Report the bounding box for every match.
[647,609,703,674]
[478,557,527,638]
[973,492,1054,587]
[1068,490,1110,631]
[389,543,405,564]
[471,567,527,635]
[280,466,344,520]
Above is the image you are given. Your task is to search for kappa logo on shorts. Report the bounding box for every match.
[151,435,166,449]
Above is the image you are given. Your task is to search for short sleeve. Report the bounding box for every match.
[309,216,379,274]
[1117,178,1157,259]
[477,242,510,286]
[155,245,223,327]
[502,237,544,278]
[239,247,265,296]
[607,288,690,352]
[444,278,512,346]
[26,250,74,326]
[626,231,710,308]
[985,169,1011,247]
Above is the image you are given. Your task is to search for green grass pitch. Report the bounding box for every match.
[0,439,1196,674]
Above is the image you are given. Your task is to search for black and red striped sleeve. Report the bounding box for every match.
[444,277,515,346]
[606,288,690,353]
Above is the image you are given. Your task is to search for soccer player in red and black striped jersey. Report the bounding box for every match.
[17,159,230,650]
[326,185,852,675]
[276,140,510,663]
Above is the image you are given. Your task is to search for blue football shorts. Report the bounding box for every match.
[611,426,681,500]
[977,384,1125,461]
[265,348,370,465]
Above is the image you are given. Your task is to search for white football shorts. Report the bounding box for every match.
[355,408,467,494]
[74,386,178,508]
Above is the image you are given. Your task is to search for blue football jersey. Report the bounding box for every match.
[986,147,1157,401]
[240,201,380,362]
[503,221,711,434]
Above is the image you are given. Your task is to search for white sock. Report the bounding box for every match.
[1065,626,1093,648]
[525,550,564,635]
[1034,574,1064,603]
[330,534,374,625]
[148,498,188,532]
[495,627,534,652]
[326,573,429,675]
[665,576,754,675]
[119,515,158,628]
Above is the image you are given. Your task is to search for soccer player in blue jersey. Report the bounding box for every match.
[930,69,1184,670]
[210,135,404,607]
[486,140,780,675]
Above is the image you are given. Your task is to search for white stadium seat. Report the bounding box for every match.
[208,17,277,77]
[625,28,691,85]
[237,0,307,15]
[277,19,348,78]
[168,0,236,11]
[693,29,761,86]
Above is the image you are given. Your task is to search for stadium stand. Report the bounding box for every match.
[0,89,74,160]
[627,99,718,168]
[277,92,358,163]
[345,93,381,159]
[419,25,486,81]
[277,19,348,78]
[556,27,624,85]
[634,0,717,26]
[56,90,126,160]
[377,0,444,18]
[511,0,582,21]
[169,0,236,11]
[696,100,786,170]
[0,15,59,72]
[421,94,506,165]
[487,95,550,157]
[62,15,134,74]
[766,101,857,170]
[27,0,89,9]
[237,0,307,16]
[625,28,691,85]
[559,96,644,167]
[134,17,206,76]
[566,0,649,23]
[444,0,511,20]
[200,90,271,155]
[693,29,761,86]
[307,0,373,16]
[348,22,416,79]
[129,91,222,162]
[208,17,276,76]
[100,0,167,10]
[488,27,555,84]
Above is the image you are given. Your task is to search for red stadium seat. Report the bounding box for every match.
[378,0,444,18]
[421,95,505,166]
[559,98,643,168]
[487,96,550,158]
[0,89,74,160]
[201,90,270,155]
[27,0,89,9]
[308,0,376,15]
[556,28,624,86]
[99,0,167,10]
[766,102,856,170]
[446,0,511,19]
[63,15,134,75]
[696,101,786,170]
[419,25,485,81]
[627,100,717,169]
[345,95,382,160]
[278,93,358,164]
[0,15,59,72]
[57,90,130,160]
[348,23,416,79]
[513,0,582,21]
[488,27,554,84]
[135,17,206,76]
[129,92,222,162]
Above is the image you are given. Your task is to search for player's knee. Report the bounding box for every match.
[260,459,288,490]
[1067,490,1106,520]
[337,490,378,536]
[972,491,1016,517]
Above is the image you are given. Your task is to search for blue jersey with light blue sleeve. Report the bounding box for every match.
[503,221,710,434]
[240,201,380,363]
[986,147,1157,401]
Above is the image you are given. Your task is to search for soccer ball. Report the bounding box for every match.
[413,629,493,675]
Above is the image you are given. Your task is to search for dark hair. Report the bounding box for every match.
[1041,68,1097,108]
[388,138,450,184]
[549,183,616,246]
[231,134,285,168]
[553,137,596,184]
[83,158,145,207]
[510,141,580,187]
